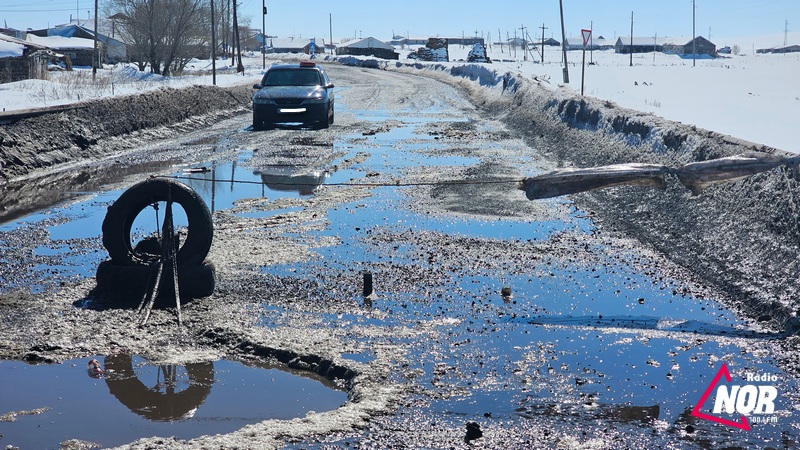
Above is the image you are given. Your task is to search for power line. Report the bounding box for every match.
[163,175,524,189]
[0,8,76,12]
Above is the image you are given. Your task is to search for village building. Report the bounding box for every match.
[757,44,800,54]
[266,37,326,55]
[564,36,614,51]
[0,33,51,82]
[26,34,97,67]
[662,36,716,56]
[336,37,398,60]
[28,24,127,63]
[614,36,669,54]
[615,36,716,56]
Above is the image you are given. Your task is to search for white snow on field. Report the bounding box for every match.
[441,31,800,153]
[0,32,798,153]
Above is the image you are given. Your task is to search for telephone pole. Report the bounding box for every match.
[261,0,266,69]
[785,20,789,47]
[211,0,216,85]
[559,0,569,82]
[630,11,634,67]
[92,0,98,80]
[519,25,528,61]
[540,23,548,63]
[692,0,696,67]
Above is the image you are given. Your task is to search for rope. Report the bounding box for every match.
[160,174,525,188]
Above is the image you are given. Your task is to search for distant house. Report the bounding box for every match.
[389,37,428,46]
[336,37,398,60]
[28,24,126,63]
[268,37,325,55]
[0,33,51,82]
[757,45,800,54]
[446,37,484,46]
[614,36,669,54]
[663,36,716,56]
[564,36,613,51]
[27,34,97,67]
[540,37,561,46]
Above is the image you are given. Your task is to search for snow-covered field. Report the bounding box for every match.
[1,32,798,153]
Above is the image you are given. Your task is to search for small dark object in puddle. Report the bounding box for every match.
[685,425,695,434]
[87,358,103,378]
[465,421,483,442]
[363,272,374,297]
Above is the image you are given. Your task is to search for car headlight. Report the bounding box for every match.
[304,96,326,104]
[253,96,275,105]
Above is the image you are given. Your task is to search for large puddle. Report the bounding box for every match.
[0,355,346,448]
[0,100,797,447]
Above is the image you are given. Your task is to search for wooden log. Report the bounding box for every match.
[520,163,669,200]
[520,153,800,200]
[674,153,794,195]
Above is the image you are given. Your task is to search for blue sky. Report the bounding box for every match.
[2,0,797,43]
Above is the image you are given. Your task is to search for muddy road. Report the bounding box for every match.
[1,63,798,449]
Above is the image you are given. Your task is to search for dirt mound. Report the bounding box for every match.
[0,84,252,181]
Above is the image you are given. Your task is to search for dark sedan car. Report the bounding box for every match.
[252,61,335,130]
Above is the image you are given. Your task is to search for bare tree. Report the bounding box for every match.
[106,0,210,75]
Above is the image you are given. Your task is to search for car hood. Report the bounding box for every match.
[254,86,326,100]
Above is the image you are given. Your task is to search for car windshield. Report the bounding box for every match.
[262,69,322,87]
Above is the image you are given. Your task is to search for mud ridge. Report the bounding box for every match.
[0,84,252,181]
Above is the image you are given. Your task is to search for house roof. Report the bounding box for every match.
[29,24,125,47]
[564,36,614,46]
[339,37,394,50]
[269,37,325,49]
[27,34,95,50]
[0,33,48,58]
[0,39,25,58]
[615,36,674,46]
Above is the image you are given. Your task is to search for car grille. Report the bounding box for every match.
[274,99,302,106]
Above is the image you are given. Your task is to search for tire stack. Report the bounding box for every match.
[95,178,215,308]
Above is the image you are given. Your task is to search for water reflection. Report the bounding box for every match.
[256,167,328,196]
[103,354,214,422]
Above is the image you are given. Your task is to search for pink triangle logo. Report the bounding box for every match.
[691,363,751,431]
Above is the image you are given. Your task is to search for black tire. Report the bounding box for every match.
[102,178,212,267]
[253,110,264,130]
[318,106,331,129]
[95,259,216,307]
[104,353,214,422]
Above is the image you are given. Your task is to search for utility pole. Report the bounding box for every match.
[654,32,657,63]
[559,0,569,83]
[630,11,634,67]
[92,0,97,81]
[785,20,789,47]
[499,28,503,53]
[540,23,547,63]
[232,0,244,73]
[329,14,333,55]
[261,0,266,70]
[211,0,216,85]
[590,20,593,64]
[519,25,528,61]
[692,0,696,67]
